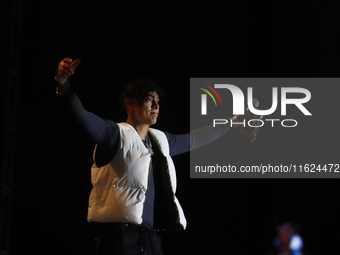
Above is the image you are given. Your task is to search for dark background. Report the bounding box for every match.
[2,1,340,254]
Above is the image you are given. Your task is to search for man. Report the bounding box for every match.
[55,58,259,254]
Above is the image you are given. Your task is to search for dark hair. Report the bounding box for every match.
[120,78,164,107]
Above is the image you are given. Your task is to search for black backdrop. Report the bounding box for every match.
[5,1,340,254]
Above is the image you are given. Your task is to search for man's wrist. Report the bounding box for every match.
[55,79,70,95]
[230,115,243,128]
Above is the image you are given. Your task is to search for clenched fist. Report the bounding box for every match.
[55,58,81,85]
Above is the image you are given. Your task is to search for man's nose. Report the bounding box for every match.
[152,100,159,109]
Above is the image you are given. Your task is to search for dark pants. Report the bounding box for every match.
[91,222,163,255]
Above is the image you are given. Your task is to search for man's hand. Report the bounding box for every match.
[55,58,81,85]
[231,110,264,143]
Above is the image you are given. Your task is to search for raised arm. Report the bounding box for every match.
[55,58,119,147]
[166,120,233,156]
[167,114,262,156]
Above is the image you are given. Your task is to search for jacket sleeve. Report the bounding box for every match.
[166,124,231,156]
[57,85,119,147]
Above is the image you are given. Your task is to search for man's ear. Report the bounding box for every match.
[125,98,133,113]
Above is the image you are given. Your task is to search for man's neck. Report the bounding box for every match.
[134,125,149,140]
[126,118,149,140]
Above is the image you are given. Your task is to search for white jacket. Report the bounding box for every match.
[87,123,187,230]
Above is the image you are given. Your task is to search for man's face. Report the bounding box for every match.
[130,91,160,126]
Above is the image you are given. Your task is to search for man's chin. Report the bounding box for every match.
[149,119,157,126]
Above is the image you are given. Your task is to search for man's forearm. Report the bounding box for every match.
[189,122,232,151]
